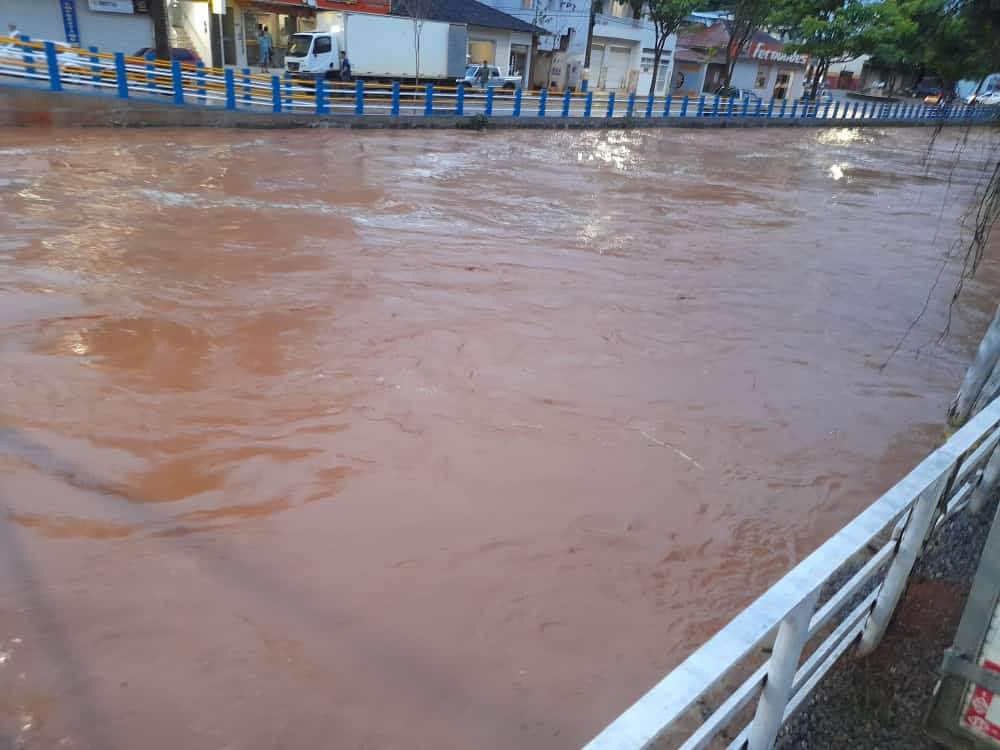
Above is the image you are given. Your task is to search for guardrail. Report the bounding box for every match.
[586,396,1000,750]
[2,36,998,125]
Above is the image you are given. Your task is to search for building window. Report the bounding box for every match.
[755,65,767,88]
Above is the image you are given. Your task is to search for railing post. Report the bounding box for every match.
[224,68,236,110]
[171,59,184,105]
[741,96,749,117]
[193,62,205,104]
[711,94,719,117]
[284,77,292,109]
[315,77,327,114]
[355,79,364,115]
[626,92,635,117]
[645,92,653,118]
[583,90,592,117]
[679,95,688,117]
[971,446,1000,513]
[790,99,798,118]
[114,52,128,99]
[562,88,571,118]
[485,86,494,116]
[859,467,956,654]
[242,68,251,105]
[424,82,433,115]
[767,98,775,118]
[697,95,705,117]
[747,587,821,750]
[779,98,787,118]
[88,46,100,88]
[513,87,522,117]
[726,95,734,117]
[832,101,840,119]
[391,81,400,116]
[44,41,62,92]
[850,101,858,118]
[538,87,548,117]
[20,35,36,78]
[663,93,672,117]
[861,102,869,119]
[145,51,156,91]
[606,91,615,118]
[455,82,464,115]
[271,74,282,113]
[823,101,831,119]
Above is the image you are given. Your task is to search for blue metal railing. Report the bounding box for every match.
[2,36,999,127]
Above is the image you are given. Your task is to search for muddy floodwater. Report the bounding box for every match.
[1,125,999,749]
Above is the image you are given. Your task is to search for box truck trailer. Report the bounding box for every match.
[284,12,468,83]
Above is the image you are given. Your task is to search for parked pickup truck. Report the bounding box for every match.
[457,64,522,90]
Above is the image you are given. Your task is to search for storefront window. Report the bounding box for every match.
[468,40,496,66]
[509,44,528,79]
[755,65,767,88]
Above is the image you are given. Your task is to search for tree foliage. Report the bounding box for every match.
[769,0,878,98]
[722,0,771,85]
[646,0,701,99]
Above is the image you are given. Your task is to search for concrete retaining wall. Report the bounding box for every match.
[0,82,985,131]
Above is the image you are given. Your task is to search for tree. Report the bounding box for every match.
[150,0,170,60]
[645,0,700,100]
[720,0,770,86]
[393,0,433,85]
[770,0,877,99]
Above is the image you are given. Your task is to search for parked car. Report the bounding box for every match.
[910,79,943,98]
[714,85,761,102]
[801,87,833,104]
[0,38,87,74]
[132,47,202,65]
[966,90,1000,106]
[458,64,521,90]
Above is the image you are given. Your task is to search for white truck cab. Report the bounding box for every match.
[285,32,341,79]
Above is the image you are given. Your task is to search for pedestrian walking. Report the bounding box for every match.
[7,22,21,39]
[478,59,490,89]
[338,50,351,81]
[258,26,272,70]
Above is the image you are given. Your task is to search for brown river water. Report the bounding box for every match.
[1,125,999,749]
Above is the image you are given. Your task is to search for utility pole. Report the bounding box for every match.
[149,0,170,59]
[582,0,600,91]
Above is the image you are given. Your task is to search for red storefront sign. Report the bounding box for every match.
[963,659,1000,742]
[314,0,389,12]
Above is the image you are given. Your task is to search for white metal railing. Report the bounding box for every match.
[586,396,1000,750]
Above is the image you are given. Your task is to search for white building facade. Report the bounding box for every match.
[5,0,154,54]
[478,0,676,94]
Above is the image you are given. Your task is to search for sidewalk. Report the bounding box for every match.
[777,496,999,749]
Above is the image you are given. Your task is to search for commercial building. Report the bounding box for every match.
[169,0,391,69]
[478,0,676,94]
[674,23,808,101]
[5,0,155,54]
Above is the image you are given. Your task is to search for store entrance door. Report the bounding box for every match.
[773,70,793,99]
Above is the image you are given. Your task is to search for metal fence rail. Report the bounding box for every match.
[2,36,998,125]
[585,396,1000,750]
